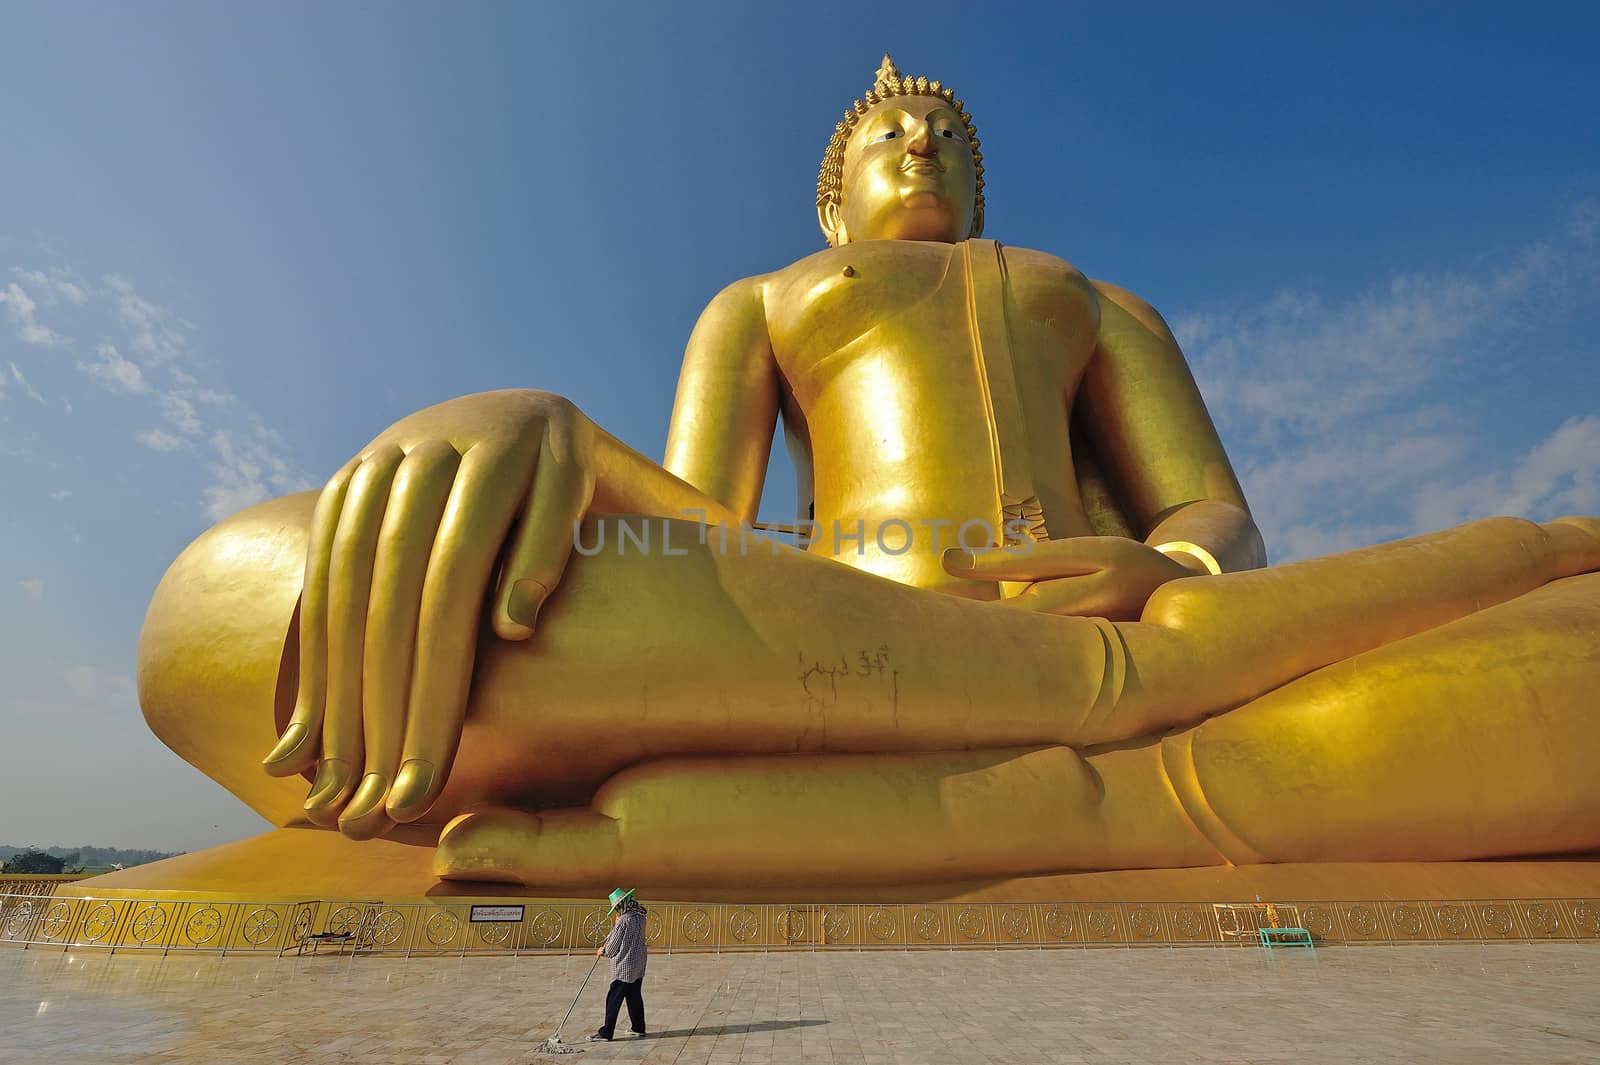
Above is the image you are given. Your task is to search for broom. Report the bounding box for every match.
[538,951,603,1054]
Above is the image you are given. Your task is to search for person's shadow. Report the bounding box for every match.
[642,1019,828,1038]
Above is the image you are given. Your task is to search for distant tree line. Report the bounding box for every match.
[1,845,179,873]
[2,850,71,874]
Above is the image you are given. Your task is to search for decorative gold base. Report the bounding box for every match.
[10,891,1597,954]
[3,830,1593,953]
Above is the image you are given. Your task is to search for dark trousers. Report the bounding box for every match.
[598,977,645,1037]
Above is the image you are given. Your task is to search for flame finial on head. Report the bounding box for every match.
[874,53,901,88]
[816,55,984,243]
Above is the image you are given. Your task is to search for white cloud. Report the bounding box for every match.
[50,488,71,502]
[1175,204,1599,561]
[203,425,309,520]
[160,391,202,436]
[1180,239,1559,442]
[19,579,45,603]
[5,260,312,522]
[106,274,192,365]
[203,475,272,519]
[10,267,87,306]
[0,281,69,346]
[136,428,184,452]
[1413,416,1600,530]
[77,342,148,394]
[7,361,45,404]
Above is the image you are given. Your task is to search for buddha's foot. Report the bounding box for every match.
[434,747,1129,889]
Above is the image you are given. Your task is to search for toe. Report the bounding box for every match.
[434,807,621,887]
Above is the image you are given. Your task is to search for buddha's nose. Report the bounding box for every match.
[906,122,935,156]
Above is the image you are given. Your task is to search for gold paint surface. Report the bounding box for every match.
[133,55,1600,898]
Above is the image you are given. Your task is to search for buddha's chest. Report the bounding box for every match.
[765,239,1101,397]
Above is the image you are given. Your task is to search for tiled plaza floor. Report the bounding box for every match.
[2,942,1597,1064]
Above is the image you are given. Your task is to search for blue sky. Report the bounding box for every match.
[2,2,1596,853]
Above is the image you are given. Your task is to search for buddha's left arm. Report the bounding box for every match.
[1080,281,1266,574]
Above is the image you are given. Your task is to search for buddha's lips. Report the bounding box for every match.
[900,159,944,174]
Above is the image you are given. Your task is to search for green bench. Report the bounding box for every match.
[1258,926,1315,949]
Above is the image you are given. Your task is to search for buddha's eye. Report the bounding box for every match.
[873,129,901,143]
[935,128,959,140]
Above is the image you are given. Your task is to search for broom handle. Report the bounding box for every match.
[556,951,604,1037]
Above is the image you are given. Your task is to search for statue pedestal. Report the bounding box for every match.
[69,824,1600,904]
[32,829,1596,950]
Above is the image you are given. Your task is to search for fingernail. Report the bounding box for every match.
[387,759,436,820]
[262,722,307,768]
[338,774,391,839]
[342,773,388,819]
[304,758,352,809]
[505,578,550,632]
[942,547,974,570]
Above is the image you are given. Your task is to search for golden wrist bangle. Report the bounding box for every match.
[1153,540,1223,576]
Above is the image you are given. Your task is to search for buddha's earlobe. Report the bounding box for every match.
[969,203,985,240]
[818,200,848,247]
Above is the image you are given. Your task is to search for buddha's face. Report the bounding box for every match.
[827,95,978,245]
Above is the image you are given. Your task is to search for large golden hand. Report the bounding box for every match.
[942,536,1199,621]
[261,389,597,838]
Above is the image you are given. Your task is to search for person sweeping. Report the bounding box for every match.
[590,888,648,1041]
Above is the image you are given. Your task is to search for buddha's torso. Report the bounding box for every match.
[763,238,1102,594]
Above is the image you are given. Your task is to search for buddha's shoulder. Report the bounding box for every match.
[996,243,1087,280]
[693,247,844,309]
[992,248,1168,320]
[761,244,847,288]
[1086,278,1177,341]
[993,244,1100,302]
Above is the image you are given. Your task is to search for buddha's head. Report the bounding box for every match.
[817,55,984,247]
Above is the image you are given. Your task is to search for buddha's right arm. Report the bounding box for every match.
[662,274,782,521]
[587,423,740,524]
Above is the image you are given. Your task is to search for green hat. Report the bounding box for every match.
[607,887,636,914]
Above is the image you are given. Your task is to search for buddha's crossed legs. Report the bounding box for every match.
[433,515,1600,886]
[140,500,1600,887]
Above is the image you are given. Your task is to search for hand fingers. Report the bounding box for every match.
[263,459,358,777]
[492,418,596,641]
[304,445,405,825]
[998,570,1143,620]
[435,807,621,887]
[942,536,1132,583]
[387,440,539,822]
[338,441,461,840]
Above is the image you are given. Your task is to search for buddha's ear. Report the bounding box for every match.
[818,200,848,247]
[968,202,985,240]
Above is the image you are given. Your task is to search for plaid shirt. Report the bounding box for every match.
[601,908,648,982]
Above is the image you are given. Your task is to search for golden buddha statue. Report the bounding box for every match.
[137,57,1600,894]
